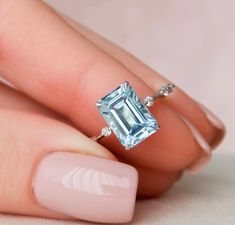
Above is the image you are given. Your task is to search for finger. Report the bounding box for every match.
[0,81,180,197]
[60,13,225,150]
[0,108,139,223]
[137,167,179,198]
[0,0,204,172]
[0,81,64,120]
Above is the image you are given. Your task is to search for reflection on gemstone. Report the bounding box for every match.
[96,82,159,149]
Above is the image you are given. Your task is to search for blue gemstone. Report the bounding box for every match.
[96,82,159,149]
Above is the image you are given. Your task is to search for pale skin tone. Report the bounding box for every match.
[0,0,225,220]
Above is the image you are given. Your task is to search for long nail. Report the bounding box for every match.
[197,102,225,130]
[33,152,138,223]
[187,153,212,175]
[179,115,212,174]
[180,115,211,154]
[197,102,226,148]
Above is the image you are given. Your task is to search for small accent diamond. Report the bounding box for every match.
[160,83,175,97]
[144,96,154,107]
[101,127,112,137]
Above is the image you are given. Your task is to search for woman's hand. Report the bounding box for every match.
[0,0,225,223]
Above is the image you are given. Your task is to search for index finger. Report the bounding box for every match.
[0,0,204,172]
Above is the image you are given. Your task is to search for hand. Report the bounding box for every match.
[0,0,225,223]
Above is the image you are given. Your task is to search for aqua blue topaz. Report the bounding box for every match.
[96,82,159,149]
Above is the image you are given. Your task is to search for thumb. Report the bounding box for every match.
[0,109,138,223]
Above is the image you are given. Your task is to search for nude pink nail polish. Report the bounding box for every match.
[187,154,212,175]
[33,152,138,223]
[179,115,212,174]
[179,115,211,154]
[197,102,225,130]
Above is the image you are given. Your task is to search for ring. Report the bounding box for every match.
[93,81,175,150]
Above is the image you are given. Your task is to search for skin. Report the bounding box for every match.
[0,0,225,221]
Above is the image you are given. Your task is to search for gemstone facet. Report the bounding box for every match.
[96,82,159,149]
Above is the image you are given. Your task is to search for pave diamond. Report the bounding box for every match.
[96,82,160,149]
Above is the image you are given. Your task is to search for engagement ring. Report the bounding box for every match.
[93,81,175,150]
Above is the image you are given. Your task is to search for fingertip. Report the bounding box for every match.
[33,151,138,223]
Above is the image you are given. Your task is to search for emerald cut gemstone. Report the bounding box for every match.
[96,82,159,149]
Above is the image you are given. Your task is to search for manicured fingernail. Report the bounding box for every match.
[180,115,211,154]
[197,102,225,130]
[33,152,138,223]
[187,154,212,175]
[197,102,226,148]
[179,115,212,174]
[176,171,184,182]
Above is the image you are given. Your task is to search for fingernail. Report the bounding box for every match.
[197,102,225,130]
[197,102,226,148]
[180,115,211,154]
[179,115,212,174]
[187,154,212,175]
[176,171,184,182]
[33,152,138,223]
